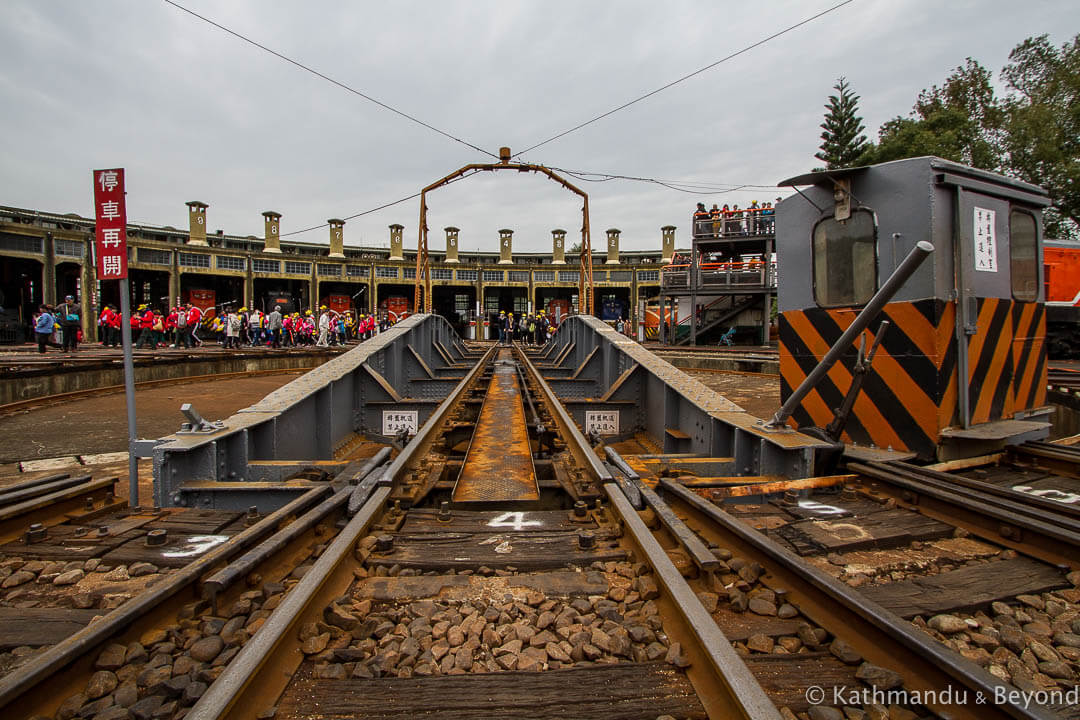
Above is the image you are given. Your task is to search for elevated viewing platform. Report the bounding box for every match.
[656,209,778,346]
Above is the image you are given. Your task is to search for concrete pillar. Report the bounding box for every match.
[389,224,404,261]
[244,261,253,308]
[445,227,460,263]
[498,229,513,264]
[169,250,180,310]
[328,219,345,258]
[81,238,96,341]
[661,225,676,263]
[551,229,566,264]
[43,232,56,305]
[186,201,208,246]
[262,211,282,253]
[606,228,620,265]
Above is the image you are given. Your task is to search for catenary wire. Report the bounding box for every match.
[162,0,499,161]
[279,165,779,238]
[512,0,857,157]
[279,170,482,238]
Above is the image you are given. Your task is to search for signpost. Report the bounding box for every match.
[93,168,139,506]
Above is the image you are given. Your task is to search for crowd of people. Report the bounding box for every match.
[692,199,782,238]
[493,310,558,345]
[30,300,396,354]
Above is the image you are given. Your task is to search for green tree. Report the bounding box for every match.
[862,58,1004,170]
[1000,35,1080,239]
[860,37,1079,239]
[815,77,869,168]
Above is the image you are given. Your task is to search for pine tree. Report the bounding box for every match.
[815,77,869,168]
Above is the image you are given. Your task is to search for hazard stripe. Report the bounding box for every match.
[936,302,959,429]
[779,314,848,429]
[969,299,1014,423]
[780,307,933,455]
[778,317,838,432]
[1012,302,1038,409]
[1026,307,1047,409]
[810,308,931,455]
[881,302,941,370]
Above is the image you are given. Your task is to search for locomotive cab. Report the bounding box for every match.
[776,156,1052,461]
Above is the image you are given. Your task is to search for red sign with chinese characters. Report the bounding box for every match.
[92,168,128,279]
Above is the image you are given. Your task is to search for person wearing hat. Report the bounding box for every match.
[135,303,156,349]
[497,310,506,344]
[55,294,80,352]
[33,305,55,354]
[316,306,331,347]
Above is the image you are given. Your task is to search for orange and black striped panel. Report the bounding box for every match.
[966,298,1016,425]
[1010,301,1047,412]
[779,299,951,459]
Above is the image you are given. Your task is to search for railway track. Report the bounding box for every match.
[0,344,1078,719]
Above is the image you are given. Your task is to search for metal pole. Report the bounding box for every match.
[766,240,934,429]
[118,277,139,506]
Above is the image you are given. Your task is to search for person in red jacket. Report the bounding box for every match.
[99,305,120,347]
[165,307,178,347]
[135,304,155,349]
[186,304,203,347]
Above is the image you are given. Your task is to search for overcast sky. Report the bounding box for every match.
[1,1,1076,254]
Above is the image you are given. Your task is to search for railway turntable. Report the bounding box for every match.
[2,160,1079,720]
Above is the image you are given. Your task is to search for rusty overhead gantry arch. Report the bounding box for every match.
[414,146,595,315]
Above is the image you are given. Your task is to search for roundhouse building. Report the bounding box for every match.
[0,203,682,343]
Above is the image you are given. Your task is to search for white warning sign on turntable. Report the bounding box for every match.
[382,410,418,435]
[585,410,619,435]
[974,207,998,272]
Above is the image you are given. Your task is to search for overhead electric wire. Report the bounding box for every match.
[513,0,857,157]
[162,0,499,160]
[279,170,482,238]
[551,167,778,192]
[279,165,780,237]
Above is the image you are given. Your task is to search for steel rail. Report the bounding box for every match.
[604,483,781,720]
[201,450,391,604]
[885,459,1080,522]
[0,476,122,543]
[659,479,1056,720]
[0,484,332,716]
[516,345,611,485]
[0,473,90,506]
[188,347,493,719]
[517,346,780,718]
[188,485,392,720]
[1011,441,1080,480]
[0,471,70,495]
[848,461,1080,568]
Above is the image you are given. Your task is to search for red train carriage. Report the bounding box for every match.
[182,288,216,318]
[1044,240,1080,357]
[322,294,352,314]
[379,296,412,323]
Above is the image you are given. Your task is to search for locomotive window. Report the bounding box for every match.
[812,209,877,307]
[1010,210,1038,301]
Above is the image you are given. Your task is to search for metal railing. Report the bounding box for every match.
[660,260,776,290]
[692,210,776,240]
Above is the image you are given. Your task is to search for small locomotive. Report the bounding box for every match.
[776,156,1052,461]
